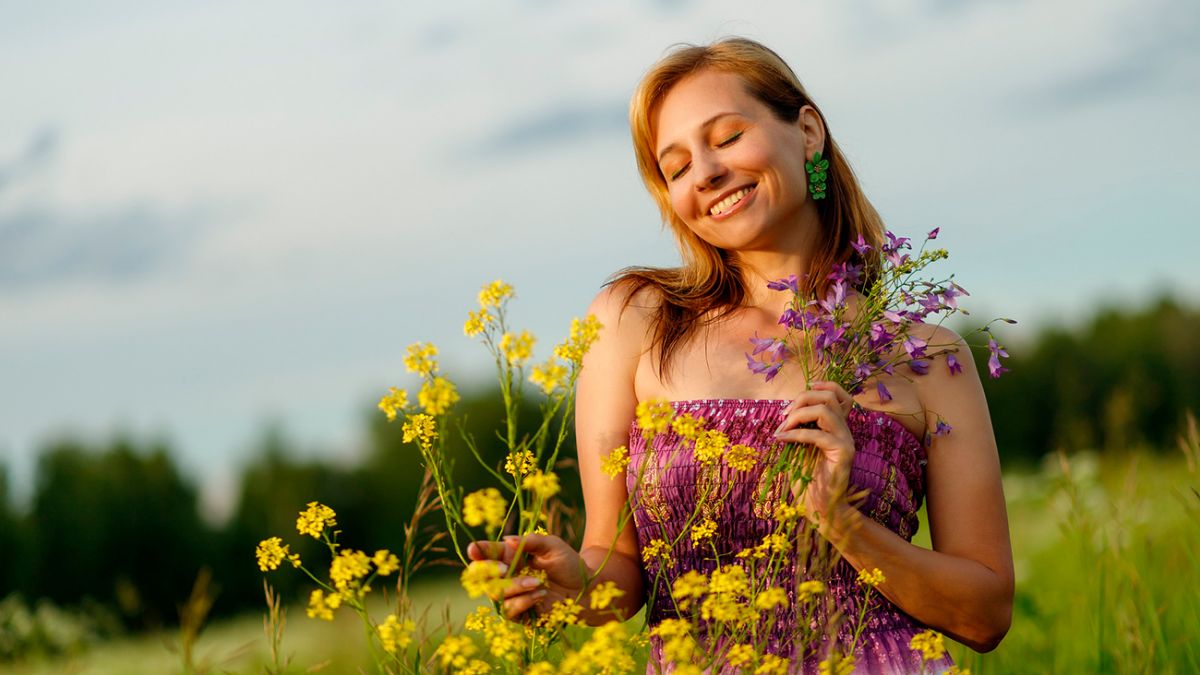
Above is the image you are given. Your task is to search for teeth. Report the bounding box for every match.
[710,187,751,216]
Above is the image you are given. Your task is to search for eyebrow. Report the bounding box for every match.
[656,112,743,163]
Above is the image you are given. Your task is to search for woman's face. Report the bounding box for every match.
[652,68,823,253]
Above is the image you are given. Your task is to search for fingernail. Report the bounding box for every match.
[534,589,548,598]
[520,577,540,589]
[495,562,509,575]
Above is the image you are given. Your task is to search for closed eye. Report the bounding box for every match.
[718,130,743,147]
[666,131,743,182]
[669,163,690,182]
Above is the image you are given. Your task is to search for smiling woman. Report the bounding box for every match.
[468,37,1013,674]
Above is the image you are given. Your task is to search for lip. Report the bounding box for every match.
[706,184,757,220]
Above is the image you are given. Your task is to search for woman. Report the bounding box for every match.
[469,37,1013,673]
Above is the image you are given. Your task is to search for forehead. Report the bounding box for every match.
[653,69,760,153]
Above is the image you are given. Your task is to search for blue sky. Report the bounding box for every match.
[1,0,1197,519]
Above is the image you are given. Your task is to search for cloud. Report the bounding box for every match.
[0,201,216,291]
[462,98,628,158]
[0,127,58,194]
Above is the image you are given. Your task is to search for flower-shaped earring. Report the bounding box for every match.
[805,150,829,200]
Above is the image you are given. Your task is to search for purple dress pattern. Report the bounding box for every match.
[626,399,956,674]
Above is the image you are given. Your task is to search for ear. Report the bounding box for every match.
[797,104,826,159]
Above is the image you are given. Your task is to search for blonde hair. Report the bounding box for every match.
[613,37,886,379]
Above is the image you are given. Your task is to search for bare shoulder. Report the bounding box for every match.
[585,278,660,352]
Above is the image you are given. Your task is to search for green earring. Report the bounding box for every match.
[805,150,829,200]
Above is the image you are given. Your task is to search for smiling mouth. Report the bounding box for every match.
[709,185,756,217]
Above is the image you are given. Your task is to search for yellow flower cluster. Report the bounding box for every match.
[909,629,947,661]
[641,538,672,564]
[588,580,625,610]
[753,586,789,611]
[560,621,636,674]
[726,644,755,667]
[536,598,583,631]
[307,589,341,621]
[857,567,886,588]
[522,470,560,500]
[635,399,674,440]
[460,560,512,599]
[500,330,535,366]
[436,634,479,670]
[478,280,514,310]
[554,314,603,365]
[330,549,371,599]
[692,429,729,464]
[255,537,300,571]
[377,614,415,653]
[651,619,696,664]
[504,449,537,477]
[376,386,408,422]
[818,653,856,675]
[702,565,754,625]
[797,580,827,602]
[724,443,758,471]
[773,501,804,522]
[756,655,791,675]
[372,549,399,576]
[418,376,460,415]
[600,445,630,478]
[402,413,437,451]
[403,342,439,377]
[690,517,717,544]
[464,607,525,661]
[671,570,708,610]
[463,309,493,338]
[735,531,789,560]
[296,501,336,539]
[463,487,507,530]
[670,413,705,440]
[529,359,568,394]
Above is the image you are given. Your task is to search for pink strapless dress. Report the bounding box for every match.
[626,399,957,674]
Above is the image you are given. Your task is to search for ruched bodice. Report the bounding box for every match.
[626,399,955,674]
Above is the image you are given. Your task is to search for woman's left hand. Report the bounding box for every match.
[773,380,858,526]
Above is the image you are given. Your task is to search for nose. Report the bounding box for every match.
[692,149,727,192]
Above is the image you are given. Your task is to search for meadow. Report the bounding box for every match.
[6,437,1197,675]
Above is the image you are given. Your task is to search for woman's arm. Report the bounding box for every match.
[471,282,649,624]
[776,325,1014,652]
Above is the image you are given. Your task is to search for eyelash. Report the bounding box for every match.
[668,130,744,182]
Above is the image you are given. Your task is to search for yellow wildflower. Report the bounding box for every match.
[504,449,537,477]
[460,560,512,599]
[702,593,754,624]
[418,375,459,415]
[463,308,493,337]
[554,314,603,365]
[401,413,437,450]
[288,553,301,568]
[403,342,439,377]
[692,429,729,464]
[330,549,371,598]
[946,667,971,675]
[651,618,690,640]
[818,653,855,675]
[296,501,336,539]
[909,629,947,661]
[499,330,536,366]
[797,580,826,602]
[436,634,478,670]
[641,538,672,564]
[588,580,625,610]
[377,387,408,422]
[255,537,289,572]
[857,567,886,588]
[463,487,507,530]
[372,549,399,576]
[377,614,415,653]
[708,565,750,596]
[724,443,758,471]
[561,621,634,673]
[690,517,717,544]
[478,279,514,310]
[526,663,556,675]
[670,413,704,440]
[652,620,695,664]
[635,399,674,440]
[529,359,568,394]
[483,619,526,661]
[754,586,789,611]
[459,659,490,675]
[536,598,583,631]
[600,445,630,478]
[774,501,804,521]
[756,655,791,675]
[671,570,708,609]
[726,644,755,667]
[522,470,560,500]
[306,589,340,621]
[464,606,493,632]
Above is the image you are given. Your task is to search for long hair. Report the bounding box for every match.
[615,37,886,380]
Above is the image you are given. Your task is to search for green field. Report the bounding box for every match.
[6,449,1198,674]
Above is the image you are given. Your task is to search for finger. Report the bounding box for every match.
[772,427,849,451]
[782,389,840,416]
[776,404,845,436]
[503,533,562,561]
[501,576,545,599]
[468,541,507,561]
[503,589,548,620]
[811,381,854,413]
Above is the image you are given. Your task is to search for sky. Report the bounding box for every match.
[2,0,1197,520]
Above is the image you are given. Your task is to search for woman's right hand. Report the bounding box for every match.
[466,533,589,621]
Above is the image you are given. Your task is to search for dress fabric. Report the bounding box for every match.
[626,399,957,675]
